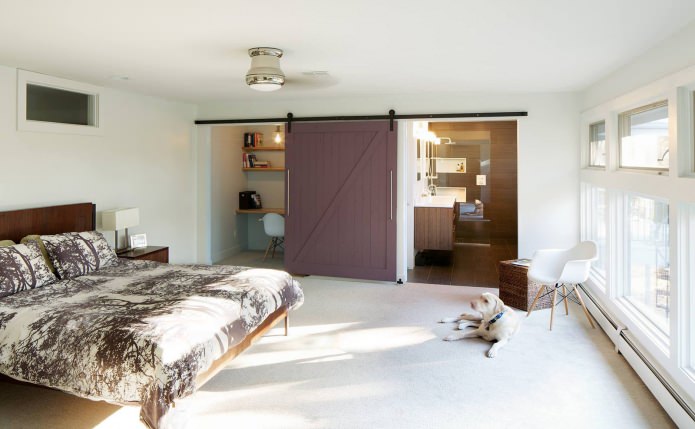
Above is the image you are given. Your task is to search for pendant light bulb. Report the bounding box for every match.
[273,126,283,145]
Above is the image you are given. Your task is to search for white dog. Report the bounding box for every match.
[440,292,520,358]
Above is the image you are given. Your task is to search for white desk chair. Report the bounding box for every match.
[260,213,284,261]
[526,241,598,330]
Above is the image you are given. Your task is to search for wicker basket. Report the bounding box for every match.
[498,260,552,311]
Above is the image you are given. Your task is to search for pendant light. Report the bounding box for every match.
[246,47,285,92]
[273,125,283,144]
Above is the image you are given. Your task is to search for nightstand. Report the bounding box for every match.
[117,246,169,263]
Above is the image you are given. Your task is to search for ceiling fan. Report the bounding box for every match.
[245,47,339,92]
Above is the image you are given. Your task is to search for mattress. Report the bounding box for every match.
[0,259,303,426]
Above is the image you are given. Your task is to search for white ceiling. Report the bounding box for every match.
[1,1,694,103]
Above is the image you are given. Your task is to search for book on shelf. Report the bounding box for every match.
[510,258,532,267]
[243,132,264,147]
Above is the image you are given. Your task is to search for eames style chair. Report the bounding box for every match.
[526,241,598,330]
[260,213,285,261]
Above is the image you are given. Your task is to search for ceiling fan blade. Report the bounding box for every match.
[284,73,340,90]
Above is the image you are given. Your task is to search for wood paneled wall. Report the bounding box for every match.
[429,121,517,242]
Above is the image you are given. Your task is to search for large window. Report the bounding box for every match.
[624,195,670,334]
[581,70,695,411]
[619,101,669,171]
[587,186,608,284]
[589,121,606,167]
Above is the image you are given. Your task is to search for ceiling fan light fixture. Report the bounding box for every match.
[246,47,285,92]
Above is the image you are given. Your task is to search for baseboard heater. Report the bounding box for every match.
[580,285,695,428]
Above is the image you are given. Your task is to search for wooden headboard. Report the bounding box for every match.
[0,203,96,243]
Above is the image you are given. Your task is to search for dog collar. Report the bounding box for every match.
[485,311,505,331]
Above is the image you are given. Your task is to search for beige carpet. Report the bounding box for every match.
[0,277,675,429]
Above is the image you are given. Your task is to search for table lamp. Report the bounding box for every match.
[102,208,139,252]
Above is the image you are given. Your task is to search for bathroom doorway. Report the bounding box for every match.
[409,120,518,287]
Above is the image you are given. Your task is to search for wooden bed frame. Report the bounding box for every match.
[0,202,290,428]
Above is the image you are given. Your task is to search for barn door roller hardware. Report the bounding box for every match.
[195,110,529,129]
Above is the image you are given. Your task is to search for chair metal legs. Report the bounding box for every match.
[527,283,595,330]
[263,237,285,261]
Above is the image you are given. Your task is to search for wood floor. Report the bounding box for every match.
[408,239,517,287]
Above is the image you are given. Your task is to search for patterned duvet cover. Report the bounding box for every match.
[0,260,303,428]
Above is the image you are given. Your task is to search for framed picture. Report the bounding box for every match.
[130,233,147,249]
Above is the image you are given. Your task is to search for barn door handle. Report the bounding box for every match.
[286,169,290,216]
[390,170,393,220]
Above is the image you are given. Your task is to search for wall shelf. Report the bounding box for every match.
[242,146,285,152]
[243,167,286,172]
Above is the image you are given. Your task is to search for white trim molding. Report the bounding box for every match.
[17,69,102,135]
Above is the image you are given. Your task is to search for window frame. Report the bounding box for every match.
[618,100,669,174]
[17,69,102,135]
[580,68,695,405]
[617,192,671,350]
[588,120,607,168]
[582,184,608,289]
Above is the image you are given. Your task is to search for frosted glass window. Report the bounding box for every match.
[619,101,669,170]
[589,121,606,167]
[26,84,95,126]
[624,195,670,334]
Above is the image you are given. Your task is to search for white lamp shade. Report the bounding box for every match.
[102,208,139,230]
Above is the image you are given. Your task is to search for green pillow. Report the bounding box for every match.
[20,235,57,275]
[0,240,15,247]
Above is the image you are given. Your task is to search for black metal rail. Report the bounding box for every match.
[195,110,529,133]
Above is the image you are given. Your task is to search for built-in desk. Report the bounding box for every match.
[236,208,286,215]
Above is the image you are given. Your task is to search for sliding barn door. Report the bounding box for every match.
[285,121,397,281]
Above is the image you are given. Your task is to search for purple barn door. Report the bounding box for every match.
[285,121,397,281]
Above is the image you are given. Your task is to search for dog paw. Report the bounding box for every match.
[457,322,470,330]
[443,335,457,341]
[486,349,497,358]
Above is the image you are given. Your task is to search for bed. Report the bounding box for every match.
[0,203,304,428]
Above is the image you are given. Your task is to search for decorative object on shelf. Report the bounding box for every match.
[434,158,466,173]
[251,193,263,209]
[102,207,139,252]
[130,233,148,249]
[273,125,283,144]
[246,47,284,92]
[239,191,257,210]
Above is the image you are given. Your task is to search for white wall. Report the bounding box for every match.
[210,126,246,262]
[582,20,695,109]
[0,65,198,263]
[198,92,581,277]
